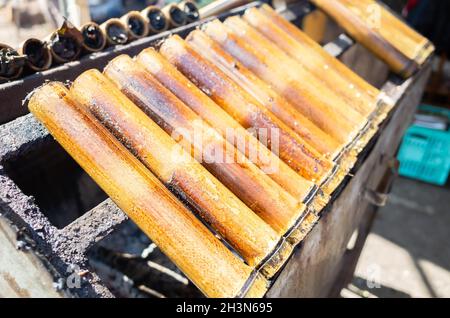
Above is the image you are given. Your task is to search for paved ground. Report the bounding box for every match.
[0,3,53,48]
[344,177,450,298]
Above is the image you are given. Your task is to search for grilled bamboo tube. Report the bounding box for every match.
[186,30,341,158]
[141,5,169,34]
[258,4,380,101]
[100,18,129,46]
[20,38,52,72]
[222,17,367,131]
[28,82,266,298]
[0,44,25,81]
[162,4,187,28]
[70,69,279,266]
[244,7,375,117]
[160,35,334,184]
[120,11,149,40]
[340,0,433,63]
[47,21,83,64]
[202,20,354,144]
[103,54,306,235]
[136,48,315,201]
[180,0,200,23]
[310,0,419,78]
[80,22,107,53]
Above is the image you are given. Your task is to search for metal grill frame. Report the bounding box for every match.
[0,1,432,297]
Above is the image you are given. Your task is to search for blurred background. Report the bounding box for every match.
[0,0,448,298]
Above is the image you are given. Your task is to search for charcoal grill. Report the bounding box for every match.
[0,1,432,297]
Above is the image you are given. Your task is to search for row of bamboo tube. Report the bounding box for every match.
[0,1,200,81]
[28,5,405,297]
[310,0,434,78]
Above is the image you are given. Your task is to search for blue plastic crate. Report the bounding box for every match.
[398,105,450,186]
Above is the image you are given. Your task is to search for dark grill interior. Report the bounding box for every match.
[3,140,107,229]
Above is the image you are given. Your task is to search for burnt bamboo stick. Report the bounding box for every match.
[103,54,306,234]
[162,4,187,28]
[28,82,265,298]
[120,11,149,40]
[100,18,129,46]
[222,16,367,131]
[136,48,315,201]
[19,38,52,72]
[180,0,201,23]
[310,0,419,78]
[202,20,355,144]
[244,6,375,117]
[160,35,335,184]
[0,43,25,81]
[258,4,380,101]
[70,69,279,267]
[141,5,169,34]
[80,22,107,53]
[186,29,341,159]
[46,20,83,64]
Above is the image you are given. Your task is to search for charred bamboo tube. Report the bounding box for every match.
[202,20,354,144]
[71,69,279,266]
[47,20,83,64]
[136,48,315,201]
[160,35,334,184]
[258,4,380,101]
[29,82,265,298]
[340,0,434,64]
[80,22,107,53]
[180,0,200,23]
[100,18,129,46]
[244,7,375,117]
[310,0,419,78]
[162,4,187,28]
[103,54,306,235]
[187,30,341,159]
[141,6,169,34]
[20,38,52,72]
[0,44,25,80]
[120,11,149,40]
[222,16,367,131]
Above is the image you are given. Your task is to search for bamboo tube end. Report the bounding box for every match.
[243,273,269,298]
[308,189,331,214]
[120,11,149,40]
[47,21,83,64]
[399,60,420,79]
[259,240,294,279]
[100,18,129,46]
[180,0,200,23]
[353,123,379,154]
[287,211,319,245]
[28,81,66,112]
[20,38,52,72]
[0,43,25,80]
[80,22,106,53]
[336,150,358,176]
[162,4,187,28]
[141,6,169,34]
[415,41,435,66]
[321,163,348,196]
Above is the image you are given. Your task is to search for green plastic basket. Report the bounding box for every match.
[398,105,450,186]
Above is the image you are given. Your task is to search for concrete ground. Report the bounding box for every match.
[0,2,53,48]
[343,176,450,298]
